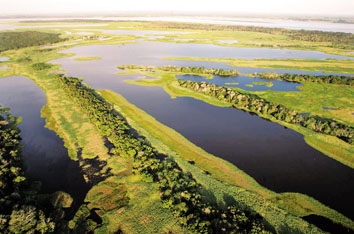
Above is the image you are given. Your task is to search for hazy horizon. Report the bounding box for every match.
[1,0,353,17]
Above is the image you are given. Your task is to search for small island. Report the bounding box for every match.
[74,56,102,61]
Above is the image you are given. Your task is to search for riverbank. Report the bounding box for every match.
[100,89,354,232]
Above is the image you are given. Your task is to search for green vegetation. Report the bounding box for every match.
[119,64,240,77]
[252,82,274,87]
[225,82,239,85]
[74,56,102,61]
[0,31,65,52]
[257,72,354,86]
[32,62,53,71]
[57,76,271,233]
[163,57,354,74]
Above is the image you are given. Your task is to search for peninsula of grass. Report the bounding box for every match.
[163,57,354,74]
[252,81,274,87]
[225,82,239,85]
[74,56,101,61]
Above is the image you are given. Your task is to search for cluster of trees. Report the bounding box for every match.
[118,65,240,77]
[135,156,270,234]
[32,63,53,71]
[57,75,271,233]
[257,72,354,86]
[149,22,354,50]
[0,106,73,233]
[118,64,157,71]
[0,31,65,52]
[178,80,354,145]
[158,66,240,77]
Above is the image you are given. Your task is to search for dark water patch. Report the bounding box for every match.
[322,106,339,110]
[176,74,303,92]
[52,43,354,220]
[299,113,310,116]
[88,208,103,225]
[0,76,90,204]
[303,215,354,234]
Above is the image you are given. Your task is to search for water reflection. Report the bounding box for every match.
[0,76,89,201]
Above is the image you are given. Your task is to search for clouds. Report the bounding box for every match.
[1,0,353,16]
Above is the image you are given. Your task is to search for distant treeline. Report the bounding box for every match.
[257,72,354,86]
[178,80,354,145]
[0,31,64,52]
[0,106,74,234]
[119,64,354,86]
[149,22,354,50]
[118,64,240,77]
[57,75,272,234]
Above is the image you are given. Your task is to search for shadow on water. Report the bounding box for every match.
[303,215,354,234]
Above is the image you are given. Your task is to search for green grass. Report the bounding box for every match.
[88,175,186,234]
[74,56,101,61]
[252,82,274,87]
[225,82,239,85]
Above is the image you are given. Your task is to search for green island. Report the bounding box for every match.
[252,82,274,87]
[0,19,353,234]
[73,56,102,61]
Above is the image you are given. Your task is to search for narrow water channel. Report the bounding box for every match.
[0,76,89,203]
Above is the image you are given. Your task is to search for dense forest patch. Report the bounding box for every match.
[0,31,65,52]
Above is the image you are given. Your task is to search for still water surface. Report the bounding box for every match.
[0,76,89,202]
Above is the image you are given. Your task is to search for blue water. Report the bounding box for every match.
[322,107,339,110]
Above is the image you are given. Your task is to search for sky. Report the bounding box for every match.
[1,0,353,16]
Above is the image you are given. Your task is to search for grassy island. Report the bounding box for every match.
[74,56,102,61]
